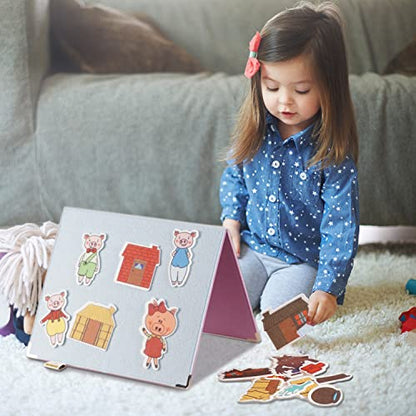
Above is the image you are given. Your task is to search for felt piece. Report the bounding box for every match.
[384,37,416,76]
[262,294,312,351]
[49,0,204,74]
[169,229,199,288]
[141,299,179,371]
[218,355,352,407]
[115,243,161,290]
[76,233,106,286]
[39,291,70,348]
[219,355,328,382]
[69,302,117,351]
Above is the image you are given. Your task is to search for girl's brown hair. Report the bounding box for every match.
[229,2,358,169]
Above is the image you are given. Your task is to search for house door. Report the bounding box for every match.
[278,317,299,344]
[128,259,147,286]
[83,319,101,346]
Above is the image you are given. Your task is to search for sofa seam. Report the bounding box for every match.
[23,0,50,223]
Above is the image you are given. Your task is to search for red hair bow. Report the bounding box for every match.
[148,300,167,316]
[244,31,261,79]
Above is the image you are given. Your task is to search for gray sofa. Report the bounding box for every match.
[1,0,415,227]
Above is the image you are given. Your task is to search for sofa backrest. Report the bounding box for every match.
[0,0,49,225]
[0,0,49,141]
[87,0,416,75]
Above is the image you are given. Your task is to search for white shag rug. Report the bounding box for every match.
[1,244,415,416]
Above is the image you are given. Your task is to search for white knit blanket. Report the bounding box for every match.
[1,245,415,416]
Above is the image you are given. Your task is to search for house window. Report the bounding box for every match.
[134,262,145,270]
[295,310,308,326]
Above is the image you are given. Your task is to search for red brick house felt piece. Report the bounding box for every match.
[115,243,160,290]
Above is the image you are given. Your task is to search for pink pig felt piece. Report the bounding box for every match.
[169,229,199,287]
[39,291,70,347]
[76,233,106,286]
[141,299,179,371]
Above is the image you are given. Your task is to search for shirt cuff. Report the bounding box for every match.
[312,276,347,305]
[220,207,246,224]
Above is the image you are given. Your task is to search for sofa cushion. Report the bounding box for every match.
[50,0,204,74]
[349,73,416,225]
[84,0,416,75]
[35,72,416,226]
[384,37,416,76]
[35,72,245,224]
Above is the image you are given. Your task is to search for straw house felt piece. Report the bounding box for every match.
[70,303,117,350]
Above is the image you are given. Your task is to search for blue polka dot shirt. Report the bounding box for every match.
[219,113,360,304]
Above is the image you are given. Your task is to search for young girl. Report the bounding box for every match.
[220,2,359,326]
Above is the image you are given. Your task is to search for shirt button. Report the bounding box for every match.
[268,195,277,203]
[300,172,307,180]
[267,228,276,236]
[271,160,280,169]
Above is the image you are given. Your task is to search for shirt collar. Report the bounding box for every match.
[265,111,315,152]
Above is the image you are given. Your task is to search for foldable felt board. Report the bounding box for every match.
[27,207,259,388]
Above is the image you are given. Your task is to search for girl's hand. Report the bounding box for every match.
[222,218,241,257]
[307,290,337,325]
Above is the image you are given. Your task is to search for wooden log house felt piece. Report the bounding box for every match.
[262,294,312,350]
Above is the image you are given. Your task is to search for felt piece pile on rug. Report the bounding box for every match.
[0,244,415,416]
[218,354,353,406]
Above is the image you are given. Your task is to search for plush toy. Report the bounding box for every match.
[399,307,416,333]
[0,222,58,342]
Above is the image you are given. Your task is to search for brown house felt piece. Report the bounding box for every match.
[262,295,309,350]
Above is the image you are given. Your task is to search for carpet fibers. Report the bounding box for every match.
[1,245,415,416]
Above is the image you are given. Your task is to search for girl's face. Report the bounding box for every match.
[260,54,321,137]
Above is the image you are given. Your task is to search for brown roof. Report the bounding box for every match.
[262,297,308,330]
